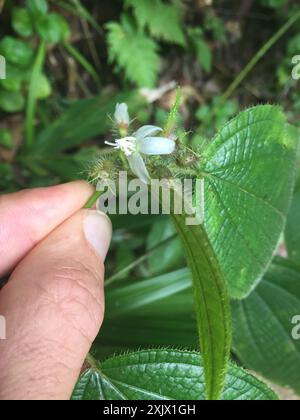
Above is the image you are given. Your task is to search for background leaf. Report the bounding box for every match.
[34,91,146,153]
[286,186,300,265]
[12,7,33,37]
[26,0,48,17]
[105,268,192,320]
[0,36,34,67]
[146,219,183,276]
[232,257,300,395]
[0,89,25,112]
[36,13,70,44]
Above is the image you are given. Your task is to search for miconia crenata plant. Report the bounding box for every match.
[80,97,298,400]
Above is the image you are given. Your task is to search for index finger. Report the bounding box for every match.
[0,181,94,277]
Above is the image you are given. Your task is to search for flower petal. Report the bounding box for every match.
[139,137,176,155]
[114,103,130,125]
[127,152,151,184]
[134,125,163,140]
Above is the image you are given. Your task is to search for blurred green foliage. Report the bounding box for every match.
[0,0,299,192]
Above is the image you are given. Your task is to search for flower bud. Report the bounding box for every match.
[114,103,130,127]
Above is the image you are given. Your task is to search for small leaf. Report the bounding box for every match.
[232,257,300,395]
[12,7,34,37]
[189,29,212,73]
[0,128,13,149]
[194,37,212,73]
[0,37,34,67]
[35,74,52,99]
[0,64,25,92]
[36,13,71,44]
[0,89,25,112]
[202,105,298,298]
[26,0,48,17]
[72,350,277,401]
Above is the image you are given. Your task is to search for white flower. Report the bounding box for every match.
[114,103,130,126]
[105,125,176,184]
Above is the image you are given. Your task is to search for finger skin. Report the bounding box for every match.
[0,181,94,277]
[0,209,112,400]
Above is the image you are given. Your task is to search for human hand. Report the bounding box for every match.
[0,182,112,400]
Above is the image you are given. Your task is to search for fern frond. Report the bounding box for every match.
[125,0,186,46]
[106,16,160,88]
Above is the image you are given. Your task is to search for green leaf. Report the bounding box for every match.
[204,13,227,43]
[172,213,232,401]
[126,0,186,46]
[201,105,298,298]
[194,37,212,73]
[35,74,52,99]
[146,219,183,275]
[0,37,34,67]
[0,89,25,112]
[12,7,34,37]
[26,0,48,17]
[260,0,288,9]
[114,243,135,280]
[72,350,277,400]
[22,147,100,181]
[286,187,300,265]
[232,257,300,394]
[0,64,25,92]
[98,313,197,355]
[34,91,146,153]
[106,17,159,88]
[36,13,71,44]
[189,29,212,73]
[25,42,46,148]
[105,268,192,320]
[97,269,197,354]
[0,128,13,149]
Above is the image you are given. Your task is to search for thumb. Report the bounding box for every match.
[0,209,112,400]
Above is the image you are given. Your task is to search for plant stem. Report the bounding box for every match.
[84,191,102,209]
[25,42,46,149]
[86,352,98,369]
[221,11,300,102]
